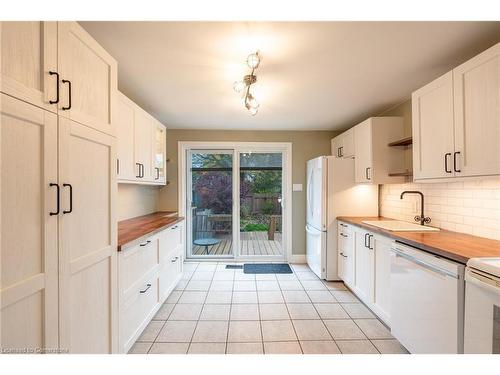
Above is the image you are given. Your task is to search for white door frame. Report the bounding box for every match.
[179,141,292,262]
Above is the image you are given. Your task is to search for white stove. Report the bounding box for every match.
[464,257,500,354]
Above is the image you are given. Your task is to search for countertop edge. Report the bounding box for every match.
[337,216,470,264]
[118,216,184,252]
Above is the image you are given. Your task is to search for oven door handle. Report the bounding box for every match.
[391,248,458,279]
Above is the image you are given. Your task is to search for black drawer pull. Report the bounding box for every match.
[340,233,348,238]
[444,153,452,173]
[136,163,142,178]
[49,183,60,216]
[49,71,59,104]
[62,183,73,214]
[340,253,348,258]
[61,79,71,110]
[139,240,151,247]
[171,256,179,263]
[139,284,152,294]
[453,151,461,173]
[340,223,348,228]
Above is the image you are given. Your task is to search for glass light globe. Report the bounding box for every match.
[247,53,260,69]
[233,81,245,93]
[246,94,259,109]
[248,106,258,116]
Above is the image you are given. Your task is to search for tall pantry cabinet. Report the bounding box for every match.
[1,21,118,353]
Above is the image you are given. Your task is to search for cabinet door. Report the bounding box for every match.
[134,110,153,182]
[152,122,167,184]
[342,128,355,158]
[354,230,374,304]
[116,92,136,181]
[331,134,343,158]
[354,119,373,183]
[373,235,392,325]
[58,117,117,353]
[57,22,117,136]
[412,72,455,180]
[0,94,59,352]
[453,42,500,177]
[0,21,58,113]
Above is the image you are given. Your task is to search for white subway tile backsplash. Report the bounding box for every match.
[380,178,500,241]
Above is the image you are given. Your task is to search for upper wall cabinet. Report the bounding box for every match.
[354,117,405,184]
[117,91,167,185]
[0,22,58,113]
[331,128,354,159]
[412,42,500,181]
[57,22,117,136]
[0,22,118,137]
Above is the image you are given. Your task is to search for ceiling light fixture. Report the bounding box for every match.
[233,51,261,116]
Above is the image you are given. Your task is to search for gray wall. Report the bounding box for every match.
[158,130,339,255]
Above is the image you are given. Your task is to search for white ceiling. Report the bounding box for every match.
[80,21,500,131]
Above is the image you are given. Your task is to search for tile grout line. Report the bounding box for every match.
[278,268,303,354]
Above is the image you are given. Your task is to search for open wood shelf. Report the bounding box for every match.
[388,171,413,177]
[388,136,413,147]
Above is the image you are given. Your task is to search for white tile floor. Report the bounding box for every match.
[128,262,408,354]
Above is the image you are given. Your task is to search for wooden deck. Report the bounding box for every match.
[192,231,282,256]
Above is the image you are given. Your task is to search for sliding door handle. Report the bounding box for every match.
[453,151,461,173]
[62,183,73,214]
[61,79,71,110]
[49,183,60,216]
[444,153,452,173]
[49,71,59,104]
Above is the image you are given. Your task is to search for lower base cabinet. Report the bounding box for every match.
[337,221,393,327]
[118,221,184,354]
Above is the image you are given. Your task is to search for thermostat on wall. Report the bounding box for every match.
[293,184,303,192]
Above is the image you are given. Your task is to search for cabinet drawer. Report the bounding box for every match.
[159,249,183,302]
[120,273,159,351]
[120,236,159,293]
[160,223,183,261]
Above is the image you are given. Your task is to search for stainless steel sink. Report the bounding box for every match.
[361,220,440,232]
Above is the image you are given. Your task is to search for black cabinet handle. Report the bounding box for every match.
[155,167,160,180]
[140,240,151,247]
[340,252,348,258]
[117,159,120,175]
[364,233,369,248]
[339,146,343,157]
[140,163,145,178]
[61,79,71,110]
[340,233,348,238]
[49,71,59,104]
[365,167,371,180]
[444,153,452,173]
[368,234,374,250]
[139,284,152,294]
[453,151,461,173]
[136,163,142,178]
[340,223,348,228]
[62,183,73,214]
[49,183,60,216]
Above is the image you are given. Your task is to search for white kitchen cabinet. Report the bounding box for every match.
[57,22,117,136]
[412,72,455,180]
[117,93,137,181]
[354,117,405,184]
[353,228,375,304]
[412,42,500,181]
[1,22,118,353]
[116,91,167,185]
[0,94,59,351]
[372,234,392,325]
[337,221,355,287]
[58,117,117,353]
[153,121,167,183]
[453,42,500,178]
[118,221,184,354]
[0,22,58,113]
[331,128,354,159]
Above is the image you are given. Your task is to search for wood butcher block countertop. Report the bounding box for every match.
[118,211,184,251]
[337,216,500,264]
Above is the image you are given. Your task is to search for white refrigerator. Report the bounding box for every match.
[306,156,378,280]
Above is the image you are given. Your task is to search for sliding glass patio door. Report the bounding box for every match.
[187,150,235,258]
[186,146,286,261]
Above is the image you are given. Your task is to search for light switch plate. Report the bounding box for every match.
[293,184,303,192]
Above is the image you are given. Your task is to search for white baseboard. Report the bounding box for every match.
[289,254,306,264]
